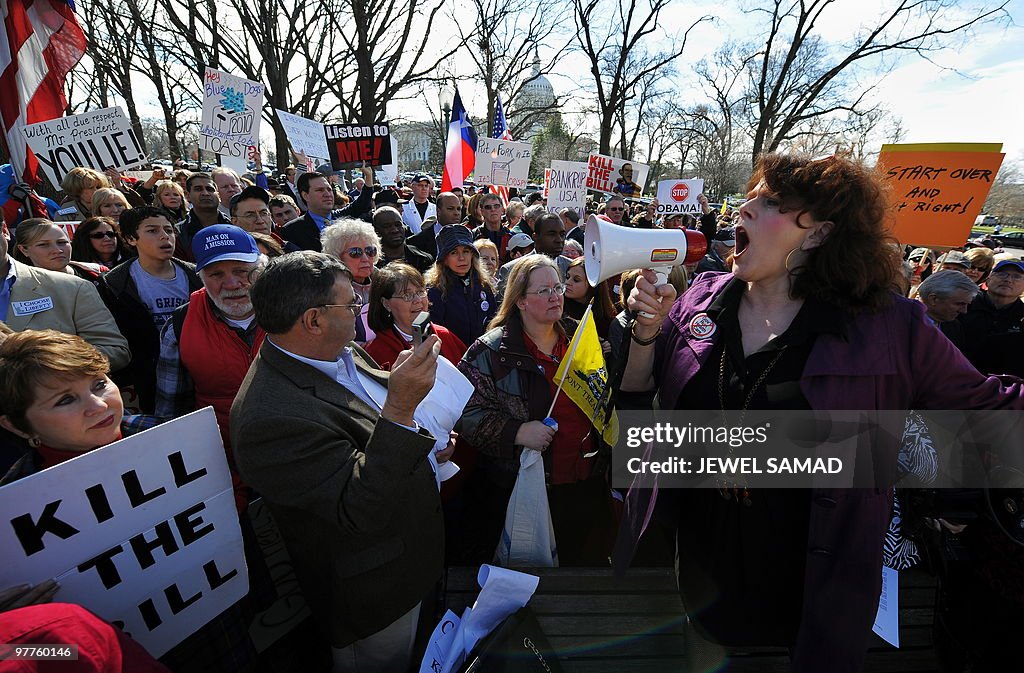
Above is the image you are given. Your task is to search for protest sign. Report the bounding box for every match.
[21,107,146,187]
[474,138,532,188]
[543,168,551,199]
[200,68,265,159]
[247,498,309,651]
[586,153,650,197]
[220,154,249,176]
[375,136,399,185]
[655,179,704,215]
[325,123,393,169]
[275,109,330,161]
[0,408,248,658]
[876,142,1004,248]
[546,160,588,218]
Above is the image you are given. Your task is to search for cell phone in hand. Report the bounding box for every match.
[412,311,434,347]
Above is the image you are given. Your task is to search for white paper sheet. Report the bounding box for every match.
[439,565,539,673]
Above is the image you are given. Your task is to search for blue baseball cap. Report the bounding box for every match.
[993,259,1024,274]
[192,224,260,271]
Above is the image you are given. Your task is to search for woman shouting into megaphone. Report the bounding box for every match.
[617,152,1024,672]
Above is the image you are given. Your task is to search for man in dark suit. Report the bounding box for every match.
[407,191,463,259]
[281,168,374,251]
[231,252,444,673]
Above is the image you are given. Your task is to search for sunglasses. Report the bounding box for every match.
[345,246,378,259]
[607,207,624,212]
[90,231,118,240]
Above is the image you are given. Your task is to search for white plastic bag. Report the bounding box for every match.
[494,449,559,567]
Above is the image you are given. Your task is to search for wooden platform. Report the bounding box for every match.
[445,566,940,672]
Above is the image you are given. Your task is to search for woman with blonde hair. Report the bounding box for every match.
[153,179,188,222]
[473,238,499,278]
[14,219,107,283]
[505,201,525,230]
[55,167,109,221]
[91,188,131,224]
[457,253,615,566]
[425,225,496,347]
[964,246,995,286]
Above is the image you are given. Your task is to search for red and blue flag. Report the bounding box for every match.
[441,87,477,192]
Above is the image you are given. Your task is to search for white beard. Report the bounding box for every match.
[210,293,254,319]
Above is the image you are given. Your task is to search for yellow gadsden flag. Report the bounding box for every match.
[554,307,619,446]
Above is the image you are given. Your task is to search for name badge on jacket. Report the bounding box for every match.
[11,297,54,316]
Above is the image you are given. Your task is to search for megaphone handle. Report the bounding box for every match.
[638,268,670,319]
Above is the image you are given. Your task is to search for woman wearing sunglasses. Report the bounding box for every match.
[963,246,995,286]
[14,219,109,285]
[322,219,379,344]
[71,216,133,269]
[425,225,497,348]
[456,254,615,566]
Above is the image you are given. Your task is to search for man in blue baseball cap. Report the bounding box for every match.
[155,224,267,511]
[959,258,1024,377]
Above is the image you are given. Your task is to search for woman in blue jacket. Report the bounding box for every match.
[426,225,496,347]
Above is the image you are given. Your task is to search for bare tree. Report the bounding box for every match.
[315,0,467,126]
[155,0,333,167]
[744,0,1009,162]
[455,0,572,136]
[573,0,710,155]
[984,157,1024,225]
[77,1,147,151]
[635,96,681,184]
[529,113,595,179]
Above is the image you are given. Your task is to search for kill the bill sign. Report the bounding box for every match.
[0,409,247,658]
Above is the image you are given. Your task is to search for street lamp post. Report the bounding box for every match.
[437,84,455,172]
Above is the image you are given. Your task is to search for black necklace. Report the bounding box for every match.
[716,343,787,506]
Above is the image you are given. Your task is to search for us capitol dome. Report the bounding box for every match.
[518,49,556,138]
[521,50,555,108]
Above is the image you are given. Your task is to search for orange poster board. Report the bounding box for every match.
[876,143,1004,248]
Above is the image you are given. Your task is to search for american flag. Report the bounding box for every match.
[489,95,513,205]
[0,0,86,185]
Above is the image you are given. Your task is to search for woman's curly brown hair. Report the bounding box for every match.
[750,153,901,314]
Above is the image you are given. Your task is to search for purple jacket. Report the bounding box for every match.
[624,272,1024,673]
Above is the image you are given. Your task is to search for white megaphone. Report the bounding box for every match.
[585,214,707,318]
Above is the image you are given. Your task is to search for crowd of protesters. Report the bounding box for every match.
[0,151,1022,673]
